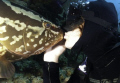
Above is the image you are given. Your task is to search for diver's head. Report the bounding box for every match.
[62,2,85,31]
[61,1,85,49]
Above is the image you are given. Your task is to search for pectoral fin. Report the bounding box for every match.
[0,56,15,78]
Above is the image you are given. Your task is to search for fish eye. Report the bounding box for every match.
[45,23,51,28]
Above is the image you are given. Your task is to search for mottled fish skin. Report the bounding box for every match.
[0,0,63,62]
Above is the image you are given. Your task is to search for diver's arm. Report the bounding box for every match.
[44,43,66,63]
[43,61,60,83]
[43,40,66,83]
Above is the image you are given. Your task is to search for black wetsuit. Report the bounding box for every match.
[43,1,119,83]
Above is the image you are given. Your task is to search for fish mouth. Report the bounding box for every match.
[51,25,58,29]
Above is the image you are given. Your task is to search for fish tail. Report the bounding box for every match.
[0,56,15,78]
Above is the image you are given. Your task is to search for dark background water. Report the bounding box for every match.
[90,0,120,23]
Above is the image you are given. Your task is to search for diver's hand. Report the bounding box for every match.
[44,40,66,63]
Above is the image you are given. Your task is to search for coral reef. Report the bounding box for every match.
[0,66,74,83]
[0,73,43,83]
[59,49,86,67]
[60,67,74,83]
[14,55,43,74]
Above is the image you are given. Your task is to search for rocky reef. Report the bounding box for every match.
[0,73,43,83]
[0,66,74,83]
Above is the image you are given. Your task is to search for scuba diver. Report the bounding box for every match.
[43,0,120,83]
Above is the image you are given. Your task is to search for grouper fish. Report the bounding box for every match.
[0,0,64,78]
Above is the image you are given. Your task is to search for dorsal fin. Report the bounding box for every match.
[0,56,15,78]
